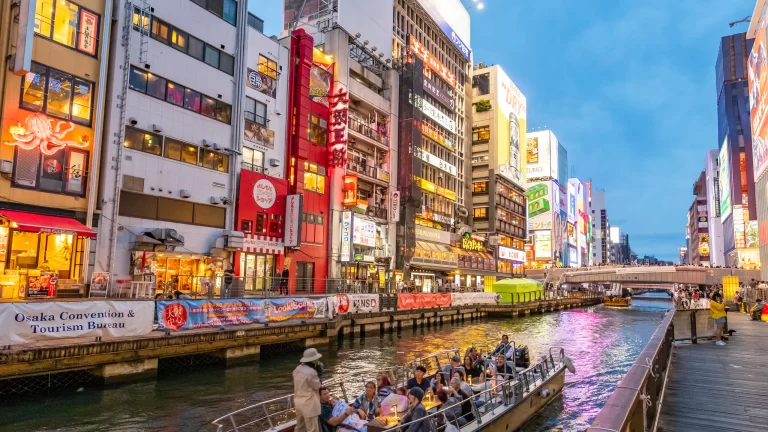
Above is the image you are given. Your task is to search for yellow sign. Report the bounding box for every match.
[416,217,443,230]
[461,237,484,252]
[414,176,456,202]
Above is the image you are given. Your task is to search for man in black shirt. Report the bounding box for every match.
[319,387,354,432]
[494,355,515,380]
[407,365,431,392]
[492,335,510,356]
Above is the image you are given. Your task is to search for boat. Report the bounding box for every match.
[211,342,575,432]
[603,283,632,307]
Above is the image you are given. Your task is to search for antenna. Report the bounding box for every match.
[729,16,751,28]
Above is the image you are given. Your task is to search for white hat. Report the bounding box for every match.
[300,348,322,363]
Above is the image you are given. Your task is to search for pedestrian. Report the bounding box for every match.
[733,291,744,313]
[710,293,727,346]
[293,348,324,432]
[281,266,290,296]
[272,269,281,293]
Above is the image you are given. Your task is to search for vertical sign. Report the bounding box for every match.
[340,211,354,262]
[284,194,303,247]
[329,87,350,168]
[78,8,99,56]
[390,190,401,222]
[13,0,35,74]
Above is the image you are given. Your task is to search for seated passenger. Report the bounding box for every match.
[377,375,394,402]
[353,381,381,421]
[320,387,355,432]
[493,355,515,380]
[407,366,431,393]
[435,388,461,426]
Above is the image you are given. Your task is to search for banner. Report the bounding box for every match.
[156,298,330,331]
[450,292,500,307]
[333,294,379,314]
[0,301,154,345]
[397,293,451,310]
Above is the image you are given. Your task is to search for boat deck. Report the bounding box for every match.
[657,312,768,431]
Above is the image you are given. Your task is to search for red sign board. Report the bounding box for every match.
[409,35,456,88]
[328,87,350,168]
[237,170,288,238]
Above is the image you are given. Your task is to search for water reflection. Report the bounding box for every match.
[1,294,671,431]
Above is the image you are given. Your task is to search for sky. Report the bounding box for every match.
[255,0,756,262]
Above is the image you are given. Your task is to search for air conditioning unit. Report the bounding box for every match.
[148,228,184,245]
[180,189,191,198]
[269,158,281,167]
[213,143,222,151]
[223,230,244,251]
[210,196,220,204]
[0,160,13,174]
[202,139,212,148]
[152,124,162,133]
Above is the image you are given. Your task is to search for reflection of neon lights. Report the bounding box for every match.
[4,113,88,156]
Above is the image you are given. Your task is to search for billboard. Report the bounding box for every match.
[567,182,577,224]
[534,230,552,260]
[567,222,576,245]
[416,0,471,61]
[719,139,732,219]
[525,181,553,231]
[496,67,527,188]
[749,7,768,179]
[526,131,558,181]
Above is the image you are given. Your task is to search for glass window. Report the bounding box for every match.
[71,78,93,124]
[193,203,226,228]
[132,7,150,31]
[124,127,161,156]
[147,73,166,99]
[119,191,158,220]
[166,82,184,106]
[472,126,490,142]
[215,100,231,123]
[201,95,216,117]
[184,88,201,112]
[241,220,253,234]
[200,149,228,172]
[142,131,162,155]
[123,126,143,150]
[46,69,73,119]
[208,0,224,17]
[255,101,267,125]
[129,67,148,92]
[158,197,194,224]
[472,73,490,96]
[308,114,327,146]
[20,63,47,112]
[171,28,187,52]
[191,0,207,7]
[258,55,278,79]
[52,1,79,48]
[248,14,264,33]
[220,52,235,75]
[472,181,487,193]
[304,163,325,194]
[245,97,256,114]
[181,143,198,165]
[204,45,220,68]
[473,207,488,218]
[222,0,237,25]
[164,138,182,160]
[35,0,54,37]
[188,36,205,60]
[151,18,170,43]
[256,213,267,234]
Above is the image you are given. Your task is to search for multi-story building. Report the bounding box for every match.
[591,189,610,264]
[688,171,711,266]
[96,0,247,293]
[704,149,725,266]
[620,233,631,264]
[716,31,760,268]
[524,130,562,268]
[469,63,527,280]
[0,0,111,299]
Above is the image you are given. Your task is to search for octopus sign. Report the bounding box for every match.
[5,113,88,155]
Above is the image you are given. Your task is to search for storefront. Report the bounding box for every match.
[239,234,284,291]
[410,226,457,292]
[497,245,526,277]
[0,210,95,299]
[338,211,390,289]
[450,233,497,290]
[130,250,224,296]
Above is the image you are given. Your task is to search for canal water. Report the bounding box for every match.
[1,293,672,431]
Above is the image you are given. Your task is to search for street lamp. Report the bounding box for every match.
[462,0,485,11]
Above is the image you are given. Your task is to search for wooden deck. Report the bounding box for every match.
[657,311,768,431]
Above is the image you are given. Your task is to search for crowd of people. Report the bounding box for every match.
[292,336,527,432]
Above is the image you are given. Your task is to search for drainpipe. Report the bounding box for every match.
[227,0,249,234]
[81,0,113,285]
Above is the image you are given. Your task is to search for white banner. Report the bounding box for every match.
[333,294,380,314]
[451,292,500,306]
[0,301,154,345]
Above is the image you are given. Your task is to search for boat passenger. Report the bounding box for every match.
[293,349,323,432]
[440,356,461,382]
[407,366,432,393]
[491,335,510,355]
[377,375,394,402]
[463,356,485,382]
[448,377,474,424]
[352,381,381,421]
[431,369,449,393]
[400,388,431,432]
[435,388,461,427]
[493,355,515,380]
[452,371,474,396]
[319,387,355,432]
[396,386,408,396]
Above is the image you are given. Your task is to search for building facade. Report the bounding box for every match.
[688,171,711,266]
[591,189,609,264]
[704,149,725,266]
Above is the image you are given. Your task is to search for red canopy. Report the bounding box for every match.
[0,210,96,238]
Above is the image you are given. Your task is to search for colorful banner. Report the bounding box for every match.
[156,298,329,331]
[450,292,500,306]
[397,293,451,310]
[749,8,768,179]
[0,301,154,345]
[332,294,380,314]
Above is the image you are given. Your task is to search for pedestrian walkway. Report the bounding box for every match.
[658,312,768,431]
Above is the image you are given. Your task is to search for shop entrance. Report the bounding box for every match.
[412,272,435,293]
[296,262,314,293]
[239,253,275,292]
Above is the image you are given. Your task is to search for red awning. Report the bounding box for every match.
[0,210,96,238]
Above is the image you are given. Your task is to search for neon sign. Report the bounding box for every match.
[5,113,88,155]
[409,35,456,88]
[329,88,350,168]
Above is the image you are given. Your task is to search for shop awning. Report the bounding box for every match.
[0,210,96,238]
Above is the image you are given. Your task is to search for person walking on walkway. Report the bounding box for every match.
[293,348,323,432]
[710,293,727,346]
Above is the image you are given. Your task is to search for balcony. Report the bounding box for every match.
[349,117,388,148]
[346,160,390,185]
[245,111,268,126]
[241,161,264,173]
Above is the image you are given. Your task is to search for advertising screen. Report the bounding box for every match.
[578,233,587,266]
[534,230,552,260]
[568,246,578,267]
[416,0,471,61]
[525,131,559,181]
[749,8,768,179]
[719,139,732,219]
[567,182,577,223]
[525,181,553,231]
[567,222,576,245]
[496,67,527,188]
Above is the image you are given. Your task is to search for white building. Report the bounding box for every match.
[591,189,610,264]
[704,149,724,266]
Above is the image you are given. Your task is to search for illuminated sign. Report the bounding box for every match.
[419,210,453,226]
[418,120,455,151]
[353,218,376,247]
[419,148,457,176]
[411,93,456,133]
[409,35,456,88]
[534,230,552,260]
[343,174,358,207]
[733,205,745,248]
[5,113,88,155]
[414,176,456,201]
[284,194,303,248]
[340,211,353,262]
[416,218,444,230]
[461,233,484,251]
[253,179,277,209]
[699,234,710,257]
[719,139,731,218]
[390,190,401,223]
[423,75,455,111]
[329,87,350,168]
[415,0,471,61]
[415,226,452,244]
[498,245,525,262]
[749,9,768,179]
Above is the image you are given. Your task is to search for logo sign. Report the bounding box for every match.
[418,148,457,176]
[341,211,354,262]
[498,245,525,262]
[409,35,456,88]
[329,87,350,168]
[461,233,484,251]
[247,68,276,98]
[417,120,454,151]
[415,226,451,244]
[78,9,99,56]
[390,190,400,222]
[253,179,277,209]
[411,93,456,133]
[415,1,471,61]
[353,218,376,247]
[534,230,552,260]
[309,65,331,105]
[423,76,455,111]
[284,194,303,247]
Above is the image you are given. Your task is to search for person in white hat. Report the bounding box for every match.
[294,348,324,432]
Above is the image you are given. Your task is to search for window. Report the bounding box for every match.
[158,197,194,224]
[243,147,264,172]
[12,146,89,196]
[248,13,265,33]
[119,191,226,228]
[151,17,170,43]
[309,114,327,146]
[171,28,187,51]
[188,36,205,60]
[245,98,267,125]
[200,149,229,172]
[119,191,159,220]
[472,73,490,95]
[241,220,253,234]
[164,138,197,165]
[194,203,226,228]
[220,52,235,75]
[35,1,100,56]
[124,126,162,155]
[132,7,150,31]
[255,213,267,234]
[472,126,490,142]
[304,162,326,193]
[473,207,488,219]
[204,45,220,68]
[128,66,231,124]
[258,55,278,79]
[473,181,487,193]
[191,0,237,25]
[20,63,94,126]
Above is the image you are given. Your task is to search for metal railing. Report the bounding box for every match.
[241,161,264,173]
[588,309,675,432]
[244,111,268,126]
[367,205,388,220]
[348,117,387,145]
[345,160,391,183]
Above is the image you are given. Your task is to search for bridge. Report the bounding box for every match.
[527,265,760,289]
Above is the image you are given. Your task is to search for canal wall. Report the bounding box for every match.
[0,296,601,393]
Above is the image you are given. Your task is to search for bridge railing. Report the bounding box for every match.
[588,309,675,432]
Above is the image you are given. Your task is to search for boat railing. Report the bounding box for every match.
[211,393,295,432]
[383,351,564,432]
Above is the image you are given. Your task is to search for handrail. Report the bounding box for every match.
[587,309,676,431]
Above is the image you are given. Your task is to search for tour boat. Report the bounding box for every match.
[211,343,575,432]
[603,296,632,307]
